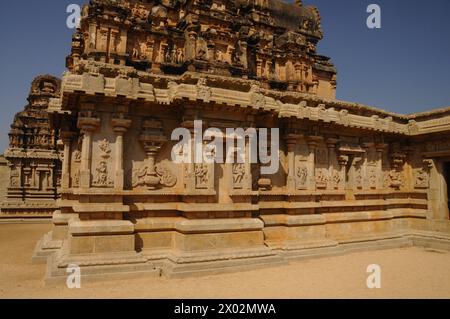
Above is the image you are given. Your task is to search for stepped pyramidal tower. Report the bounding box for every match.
[2,76,62,218]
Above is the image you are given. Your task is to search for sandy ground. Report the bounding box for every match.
[0,223,450,299]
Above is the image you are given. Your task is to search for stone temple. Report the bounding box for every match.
[2,0,450,282]
[1,75,62,218]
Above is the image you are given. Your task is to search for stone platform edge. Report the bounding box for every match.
[36,230,450,286]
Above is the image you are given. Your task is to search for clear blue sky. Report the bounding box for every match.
[0,0,449,152]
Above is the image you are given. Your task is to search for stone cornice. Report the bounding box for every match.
[49,64,450,137]
[4,148,61,160]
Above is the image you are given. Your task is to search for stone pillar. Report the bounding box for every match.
[375,143,387,190]
[294,63,302,82]
[428,160,449,220]
[307,136,322,191]
[87,22,98,52]
[112,117,132,191]
[285,133,300,191]
[362,143,374,190]
[183,122,196,192]
[181,105,199,192]
[77,115,101,189]
[244,136,252,191]
[403,146,415,190]
[31,163,37,189]
[338,155,349,191]
[265,61,272,79]
[256,58,263,78]
[60,132,74,190]
[350,156,364,191]
[80,129,92,188]
[327,138,339,190]
[245,115,256,191]
[49,164,55,190]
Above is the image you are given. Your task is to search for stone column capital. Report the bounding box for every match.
[306,135,322,149]
[362,142,375,149]
[375,143,388,152]
[60,131,76,143]
[77,117,100,133]
[111,118,132,135]
[283,133,302,144]
[326,138,339,148]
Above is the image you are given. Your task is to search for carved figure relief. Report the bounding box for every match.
[296,164,308,188]
[195,163,209,189]
[232,164,246,188]
[90,139,113,188]
[93,161,113,187]
[332,170,341,189]
[315,168,328,189]
[384,169,403,189]
[132,165,149,188]
[368,167,377,189]
[132,164,177,189]
[73,149,81,163]
[185,31,197,60]
[73,170,80,188]
[196,37,208,61]
[155,164,177,188]
[250,84,266,108]
[414,169,429,189]
[98,139,111,159]
[196,78,212,102]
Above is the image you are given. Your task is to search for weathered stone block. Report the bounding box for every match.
[94,235,135,253]
[69,235,95,255]
[174,231,264,252]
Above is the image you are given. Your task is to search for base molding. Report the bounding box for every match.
[36,230,450,285]
[32,231,63,264]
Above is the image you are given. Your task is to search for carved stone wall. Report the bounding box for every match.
[11,0,450,281]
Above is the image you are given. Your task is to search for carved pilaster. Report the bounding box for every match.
[327,138,340,190]
[284,133,301,191]
[30,163,37,189]
[230,131,253,191]
[373,143,387,190]
[60,131,75,190]
[403,146,415,190]
[77,108,101,189]
[361,142,374,190]
[112,115,132,191]
[307,135,322,191]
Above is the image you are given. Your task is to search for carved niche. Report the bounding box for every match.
[194,163,209,189]
[414,160,432,189]
[92,139,114,188]
[232,163,247,190]
[315,168,328,189]
[295,158,308,190]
